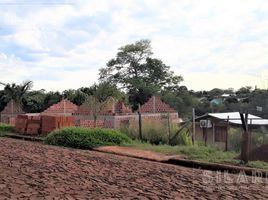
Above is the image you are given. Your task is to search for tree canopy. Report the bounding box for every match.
[99,39,183,109]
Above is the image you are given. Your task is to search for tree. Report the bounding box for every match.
[161,86,199,119]
[22,89,47,113]
[0,90,8,111]
[43,91,62,110]
[88,82,126,103]
[0,80,33,106]
[62,89,87,106]
[99,39,183,109]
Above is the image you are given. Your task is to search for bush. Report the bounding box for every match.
[0,123,15,133]
[44,127,131,149]
[175,129,192,146]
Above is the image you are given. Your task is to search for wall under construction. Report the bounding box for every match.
[3,96,180,135]
[0,100,24,125]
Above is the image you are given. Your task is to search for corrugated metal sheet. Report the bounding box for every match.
[207,112,268,125]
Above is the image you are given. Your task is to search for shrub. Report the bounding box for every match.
[176,131,192,146]
[0,123,15,133]
[44,127,131,149]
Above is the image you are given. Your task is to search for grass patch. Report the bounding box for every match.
[44,127,131,149]
[125,141,238,163]
[125,141,268,169]
[246,161,268,170]
[0,123,15,136]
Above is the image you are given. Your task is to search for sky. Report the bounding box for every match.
[1,0,268,92]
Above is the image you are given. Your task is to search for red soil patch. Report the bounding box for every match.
[95,146,185,162]
[0,138,267,199]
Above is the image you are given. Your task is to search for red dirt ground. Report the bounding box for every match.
[95,146,186,161]
[0,138,267,199]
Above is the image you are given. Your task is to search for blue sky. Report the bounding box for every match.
[1,0,268,91]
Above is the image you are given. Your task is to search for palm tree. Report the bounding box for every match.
[0,81,33,105]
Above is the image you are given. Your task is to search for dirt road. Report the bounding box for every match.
[0,138,267,199]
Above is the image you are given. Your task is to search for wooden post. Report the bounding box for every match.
[167,112,171,145]
[225,116,229,151]
[138,104,142,140]
[11,100,14,115]
[153,96,156,113]
[240,112,249,163]
[249,119,252,152]
[192,108,195,145]
[203,128,207,146]
[63,99,66,115]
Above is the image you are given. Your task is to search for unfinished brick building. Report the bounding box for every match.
[74,96,179,129]
[139,96,176,113]
[41,99,78,116]
[0,100,25,125]
[14,99,77,135]
[73,96,133,128]
[12,96,180,135]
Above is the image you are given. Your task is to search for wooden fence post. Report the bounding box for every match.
[138,104,142,140]
[167,112,171,145]
[192,108,195,145]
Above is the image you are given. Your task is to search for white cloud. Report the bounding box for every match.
[1,0,268,91]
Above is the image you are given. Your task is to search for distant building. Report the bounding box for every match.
[194,112,268,150]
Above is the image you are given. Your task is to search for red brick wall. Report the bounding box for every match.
[139,96,176,113]
[41,115,75,135]
[15,114,75,135]
[78,119,105,128]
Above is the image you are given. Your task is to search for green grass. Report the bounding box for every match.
[125,141,237,162]
[0,123,15,136]
[246,161,268,169]
[45,127,131,149]
[124,141,268,169]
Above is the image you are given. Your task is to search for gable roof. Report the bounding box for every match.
[196,112,268,125]
[0,100,24,114]
[41,99,78,115]
[139,96,176,113]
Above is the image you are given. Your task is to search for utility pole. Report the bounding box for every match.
[240,112,249,163]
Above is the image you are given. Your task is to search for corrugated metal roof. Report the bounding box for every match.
[205,112,268,125]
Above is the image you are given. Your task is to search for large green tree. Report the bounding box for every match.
[99,39,183,109]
